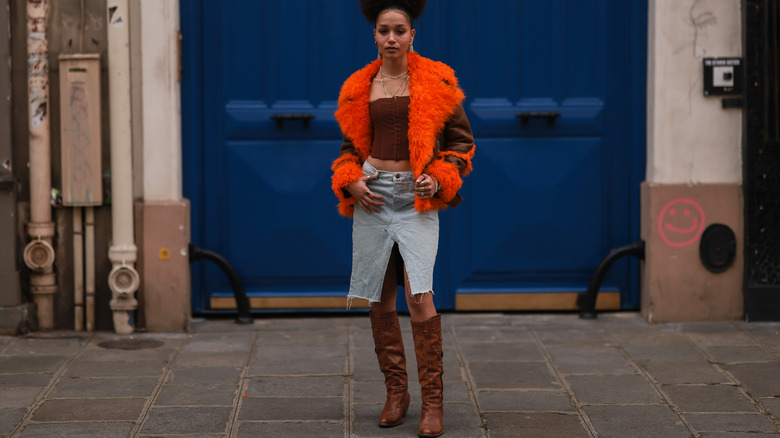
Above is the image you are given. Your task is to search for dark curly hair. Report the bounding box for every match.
[360,0,427,26]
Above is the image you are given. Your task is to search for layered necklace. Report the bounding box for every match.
[380,66,410,99]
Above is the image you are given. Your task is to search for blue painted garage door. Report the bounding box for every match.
[181,0,647,314]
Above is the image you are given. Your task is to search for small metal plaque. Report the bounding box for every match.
[703,58,743,96]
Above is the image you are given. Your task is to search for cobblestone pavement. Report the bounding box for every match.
[1,312,780,437]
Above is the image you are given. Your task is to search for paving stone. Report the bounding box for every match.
[440,380,472,403]
[0,387,42,409]
[584,405,692,438]
[663,384,757,412]
[699,433,780,438]
[5,337,87,355]
[239,397,343,421]
[63,360,166,378]
[685,332,759,348]
[33,398,146,421]
[183,332,255,353]
[237,421,344,438]
[0,408,26,435]
[79,345,173,363]
[685,413,778,433]
[191,317,265,333]
[246,376,344,397]
[547,346,634,375]
[167,366,242,385]
[454,326,532,343]
[533,328,615,347]
[8,314,780,438]
[0,373,53,388]
[723,363,780,397]
[172,351,248,368]
[247,359,336,379]
[445,313,511,327]
[255,328,348,347]
[478,390,575,412]
[18,422,135,438]
[611,328,687,345]
[679,323,757,347]
[759,396,780,419]
[707,346,777,364]
[469,361,558,390]
[141,406,232,434]
[0,356,67,373]
[622,343,703,360]
[637,358,731,384]
[352,366,384,383]
[565,374,662,405]
[255,344,346,360]
[254,318,348,334]
[249,350,346,375]
[156,384,237,406]
[459,341,545,362]
[482,412,588,438]
[50,377,160,398]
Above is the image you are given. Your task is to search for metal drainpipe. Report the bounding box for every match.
[23,0,56,330]
[106,0,140,334]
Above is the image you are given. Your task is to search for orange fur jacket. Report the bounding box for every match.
[331,52,476,217]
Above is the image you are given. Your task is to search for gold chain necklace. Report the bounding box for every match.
[381,74,410,99]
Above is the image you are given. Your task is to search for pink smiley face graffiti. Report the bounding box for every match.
[658,198,706,247]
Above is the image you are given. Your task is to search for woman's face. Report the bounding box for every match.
[374,9,415,60]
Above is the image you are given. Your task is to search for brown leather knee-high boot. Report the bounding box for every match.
[412,314,444,438]
[369,309,411,427]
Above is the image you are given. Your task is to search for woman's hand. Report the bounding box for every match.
[346,174,385,213]
[416,173,439,199]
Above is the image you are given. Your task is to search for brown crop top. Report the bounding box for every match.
[369,96,410,161]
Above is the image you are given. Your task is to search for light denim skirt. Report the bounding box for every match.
[349,161,439,304]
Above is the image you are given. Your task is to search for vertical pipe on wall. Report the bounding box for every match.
[73,207,83,331]
[23,0,57,329]
[106,0,140,334]
[84,206,95,331]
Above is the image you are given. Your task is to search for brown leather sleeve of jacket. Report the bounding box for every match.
[437,103,475,174]
[426,103,475,208]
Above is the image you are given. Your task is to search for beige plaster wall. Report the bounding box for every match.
[643,0,744,321]
[647,0,742,184]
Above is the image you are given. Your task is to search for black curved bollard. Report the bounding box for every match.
[580,240,645,319]
[189,244,253,324]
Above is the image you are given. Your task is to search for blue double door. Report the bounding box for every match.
[182,0,647,314]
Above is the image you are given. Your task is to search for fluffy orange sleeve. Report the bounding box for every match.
[331,155,364,217]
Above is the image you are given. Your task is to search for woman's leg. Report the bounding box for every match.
[368,251,410,427]
[372,248,401,314]
[405,268,444,437]
[403,269,437,322]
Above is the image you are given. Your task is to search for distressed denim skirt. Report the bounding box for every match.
[349,161,439,304]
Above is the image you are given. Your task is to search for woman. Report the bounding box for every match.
[331,1,475,436]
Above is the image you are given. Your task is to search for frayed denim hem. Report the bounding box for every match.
[346,295,379,310]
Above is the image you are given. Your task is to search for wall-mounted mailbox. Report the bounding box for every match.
[59,54,102,206]
[703,57,743,96]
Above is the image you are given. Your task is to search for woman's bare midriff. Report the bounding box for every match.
[367,156,412,172]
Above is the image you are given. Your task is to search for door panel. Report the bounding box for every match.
[182,0,646,313]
